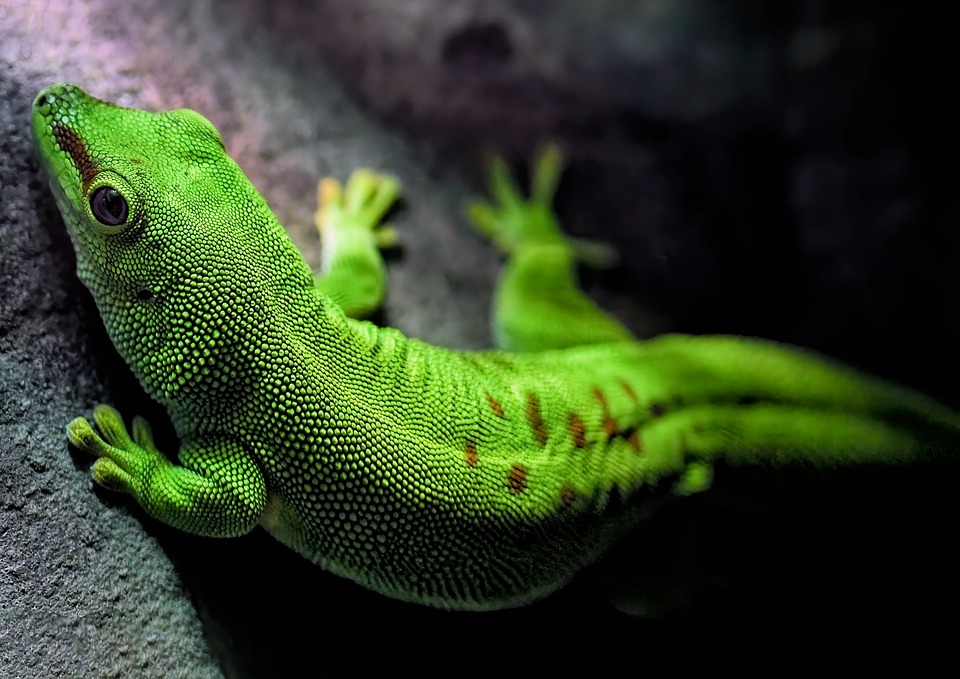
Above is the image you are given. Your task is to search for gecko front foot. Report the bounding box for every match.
[67,404,168,496]
[68,405,266,537]
[315,169,401,250]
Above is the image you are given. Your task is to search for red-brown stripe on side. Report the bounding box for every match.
[558,483,578,510]
[526,394,548,446]
[464,440,478,467]
[592,387,608,408]
[568,412,587,448]
[593,387,618,437]
[507,464,528,494]
[486,393,505,418]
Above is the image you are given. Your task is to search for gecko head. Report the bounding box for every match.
[32,83,295,401]
[32,83,235,294]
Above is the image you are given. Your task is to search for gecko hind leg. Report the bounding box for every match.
[313,169,401,319]
[469,145,634,352]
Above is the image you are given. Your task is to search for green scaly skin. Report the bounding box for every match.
[32,84,960,611]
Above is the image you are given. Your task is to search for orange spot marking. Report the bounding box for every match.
[465,440,478,467]
[559,484,578,509]
[626,429,642,453]
[620,380,638,403]
[526,394,548,446]
[507,464,528,494]
[603,416,618,438]
[568,412,587,448]
[486,393,505,418]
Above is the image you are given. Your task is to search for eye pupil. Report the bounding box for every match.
[90,186,129,226]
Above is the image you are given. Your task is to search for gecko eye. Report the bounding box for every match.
[90,186,129,226]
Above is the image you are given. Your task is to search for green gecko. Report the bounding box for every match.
[32,83,960,611]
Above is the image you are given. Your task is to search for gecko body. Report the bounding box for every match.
[32,84,960,610]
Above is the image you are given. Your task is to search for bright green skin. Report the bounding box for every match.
[33,84,960,611]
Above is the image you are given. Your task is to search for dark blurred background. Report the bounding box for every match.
[230,1,957,406]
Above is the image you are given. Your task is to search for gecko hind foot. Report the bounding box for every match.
[468,144,616,267]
